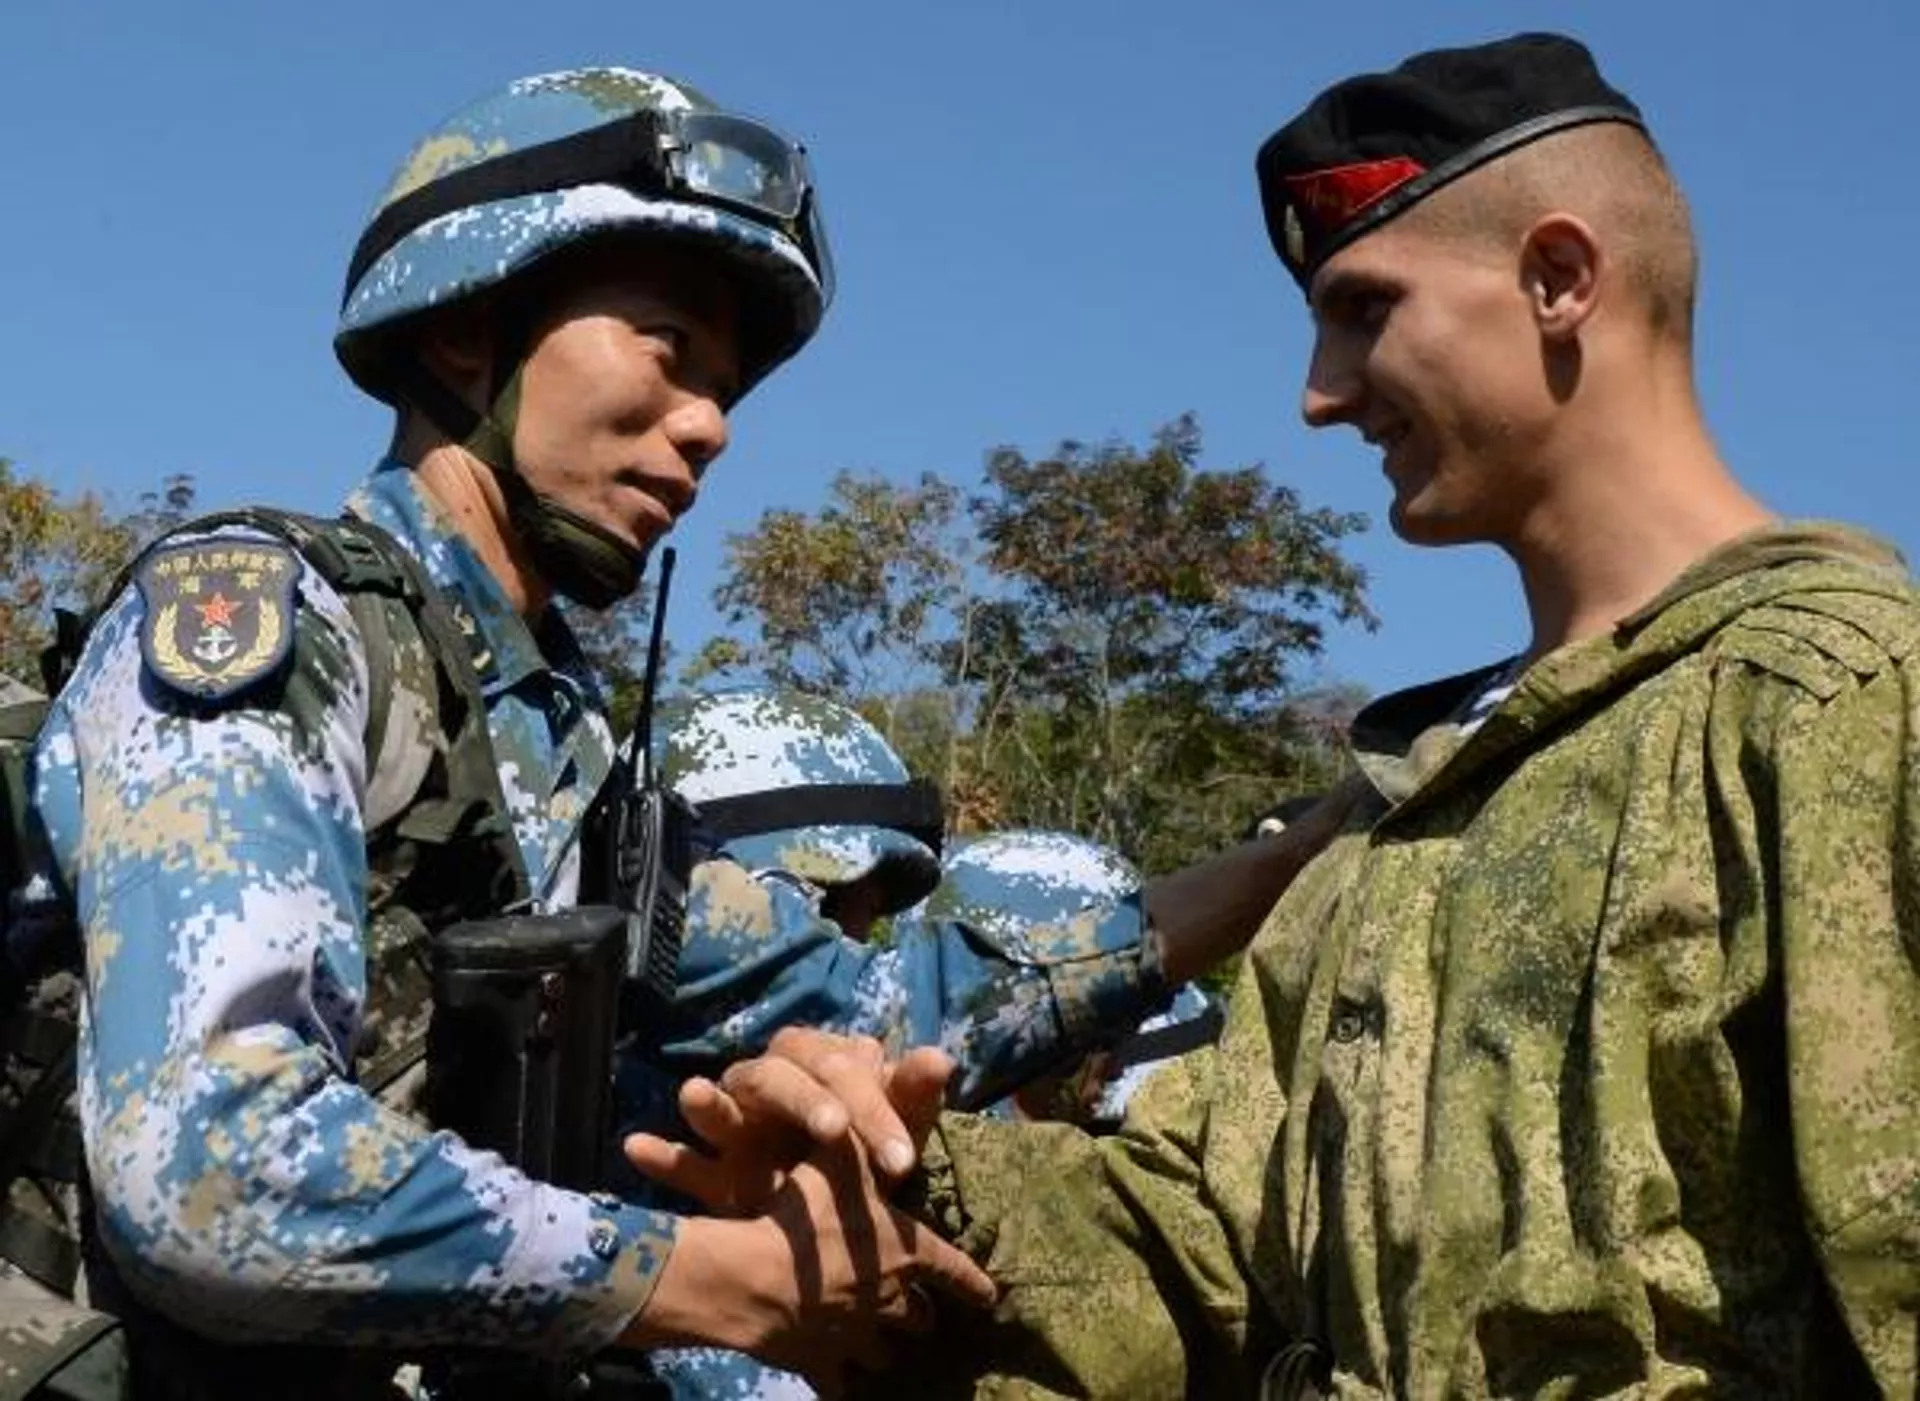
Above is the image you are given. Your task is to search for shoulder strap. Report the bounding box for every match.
[209,507,531,905]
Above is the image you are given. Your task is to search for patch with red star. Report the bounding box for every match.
[135,539,299,703]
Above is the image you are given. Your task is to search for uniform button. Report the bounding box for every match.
[588,1221,622,1260]
[1330,999,1370,1043]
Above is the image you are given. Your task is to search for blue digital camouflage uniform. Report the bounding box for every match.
[653,817,1164,1401]
[631,694,1170,1401]
[13,58,844,1397]
[631,691,1171,1400]
[31,461,670,1370]
[31,503,1172,1396]
[638,694,1170,1105]
[891,828,1160,1107]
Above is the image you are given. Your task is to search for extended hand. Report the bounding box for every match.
[624,1030,950,1214]
[622,1127,996,1392]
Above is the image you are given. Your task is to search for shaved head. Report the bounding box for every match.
[1402,123,1698,342]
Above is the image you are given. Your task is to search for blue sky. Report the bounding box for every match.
[4,0,1915,697]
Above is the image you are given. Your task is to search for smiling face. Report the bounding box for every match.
[508,240,743,563]
[1300,214,1561,548]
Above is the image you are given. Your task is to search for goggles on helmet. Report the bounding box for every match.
[343,106,834,311]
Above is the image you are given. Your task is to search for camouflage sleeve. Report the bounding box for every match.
[32,539,674,1358]
[1767,656,1920,1395]
[853,902,1168,1109]
[655,861,1166,1106]
[855,965,1270,1400]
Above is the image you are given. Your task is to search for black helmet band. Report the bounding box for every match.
[344,108,834,313]
[696,779,946,856]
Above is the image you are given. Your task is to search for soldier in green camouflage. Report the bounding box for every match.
[626,32,1920,1399]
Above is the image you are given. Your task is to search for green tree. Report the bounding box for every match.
[686,470,977,760]
[691,417,1376,870]
[568,592,660,738]
[0,460,196,685]
[956,414,1374,866]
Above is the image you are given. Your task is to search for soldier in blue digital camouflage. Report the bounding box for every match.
[617,684,1350,1401]
[18,66,998,1400]
[628,684,1347,1131]
[642,690,1171,1104]
[634,709,1165,1401]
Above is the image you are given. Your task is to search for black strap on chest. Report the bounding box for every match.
[209,509,532,1095]
[1100,998,1227,1074]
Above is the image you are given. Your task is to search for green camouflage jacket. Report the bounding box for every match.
[885,523,1920,1399]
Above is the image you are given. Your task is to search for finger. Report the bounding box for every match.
[723,1055,853,1143]
[884,1280,939,1336]
[678,1076,747,1148]
[847,1032,887,1072]
[807,1040,919,1178]
[894,1210,998,1309]
[619,1133,737,1211]
[882,1047,955,1164]
[758,1031,918,1175]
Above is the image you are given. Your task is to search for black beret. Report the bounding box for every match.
[1257,33,1644,289]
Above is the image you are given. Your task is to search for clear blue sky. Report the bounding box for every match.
[4,0,1915,697]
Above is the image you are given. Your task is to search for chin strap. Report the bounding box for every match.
[386,348,647,610]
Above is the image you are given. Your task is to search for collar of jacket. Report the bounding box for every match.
[1347,520,1911,819]
[344,458,599,702]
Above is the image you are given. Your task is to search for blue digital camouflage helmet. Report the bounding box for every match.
[915,828,1142,961]
[336,67,829,400]
[333,68,834,608]
[660,687,944,916]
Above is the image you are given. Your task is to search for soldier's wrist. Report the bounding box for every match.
[618,1216,789,1355]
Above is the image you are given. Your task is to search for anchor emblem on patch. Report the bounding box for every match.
[136,538,299,702]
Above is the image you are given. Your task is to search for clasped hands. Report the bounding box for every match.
[617,1029,994,1392]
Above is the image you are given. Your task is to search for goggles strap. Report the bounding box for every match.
[384,345,646,610]
[345,111,673,302]
[344,108,821,303]
[696,780,945,855]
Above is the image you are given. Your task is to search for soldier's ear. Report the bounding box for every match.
[1521,213,1601,342]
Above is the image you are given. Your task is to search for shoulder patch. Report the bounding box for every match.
[136,539,298,703]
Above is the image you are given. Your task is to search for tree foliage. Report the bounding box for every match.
[695,416,1376,870]
[690,470,966,697]
[687,469,978,771]
[0,460,195,685]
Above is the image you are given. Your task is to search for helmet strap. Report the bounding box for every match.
[389,328,647,611]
